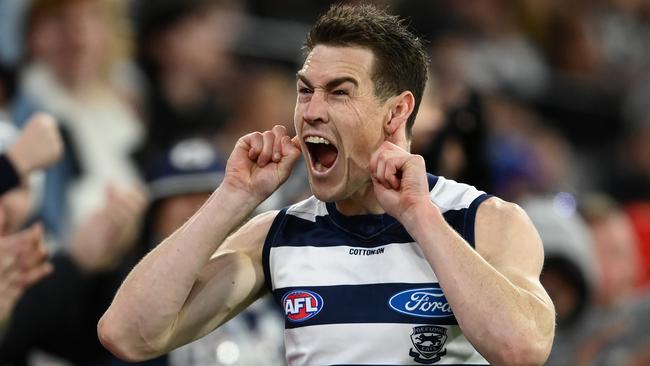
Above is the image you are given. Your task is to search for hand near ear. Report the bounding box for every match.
[224,125,301,203]
[370,141,431,222]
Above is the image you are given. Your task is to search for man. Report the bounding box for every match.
[99,5,555,365]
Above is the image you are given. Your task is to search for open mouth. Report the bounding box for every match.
[304,136,338,173]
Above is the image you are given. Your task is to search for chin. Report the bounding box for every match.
[308,177,346,203]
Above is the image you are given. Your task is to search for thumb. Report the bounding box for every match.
[279,136,301,170]
[290,136,302,152]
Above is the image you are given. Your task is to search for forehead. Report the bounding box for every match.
[299,45,376,85]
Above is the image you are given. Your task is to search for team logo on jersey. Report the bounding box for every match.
[281,290,324,322]
[388,287,454,318]
[409,325,448,364]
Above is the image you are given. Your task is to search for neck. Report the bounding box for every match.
[334,180,384,216]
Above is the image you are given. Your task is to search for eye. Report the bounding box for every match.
[332,90,348,96]
[298,87,313,94]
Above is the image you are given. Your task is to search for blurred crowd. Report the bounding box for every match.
[0,0,648,365]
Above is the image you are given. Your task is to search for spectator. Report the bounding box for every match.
[0,114,60,347]
[522,195,598,366]
[564,193,649,366]
[581,194,640,309]
[132,0,243,166]
[0,183,149,366]
[11,0,144,242]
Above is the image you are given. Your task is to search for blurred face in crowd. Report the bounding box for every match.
[28,0,112,89]
[294,45,393,212]
[591,211,639,307]
[539,266,578,325]
[152,6,240,85]
[153,193,210,239]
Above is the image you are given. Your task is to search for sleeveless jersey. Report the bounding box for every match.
[262,174,492,365]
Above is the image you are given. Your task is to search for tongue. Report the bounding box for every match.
[314,144,338,168]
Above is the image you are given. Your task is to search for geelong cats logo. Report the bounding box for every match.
[409,325,448,364]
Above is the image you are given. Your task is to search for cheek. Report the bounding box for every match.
[342,121,383,169]
[293,103,303,133]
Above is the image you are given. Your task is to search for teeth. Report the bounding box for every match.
[304,136,330,145]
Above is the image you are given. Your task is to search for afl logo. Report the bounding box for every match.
[282,290,324,322]
[388,287,454,318]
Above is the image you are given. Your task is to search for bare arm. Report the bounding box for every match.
[98,125,301,361]
[405,198,555,365]
[371,141,555,366]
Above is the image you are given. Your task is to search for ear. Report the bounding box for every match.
[384,91,415,147]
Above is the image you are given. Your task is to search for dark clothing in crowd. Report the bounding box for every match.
[0,254,166,366]
[0,154,19,195]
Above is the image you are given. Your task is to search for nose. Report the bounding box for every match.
[303,91,328,125]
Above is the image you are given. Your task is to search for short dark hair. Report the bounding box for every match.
[305,4,429,138]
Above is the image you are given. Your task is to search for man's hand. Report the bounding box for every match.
[0,223,53,325]
[223,125,301,203]
[6,113,63,179]
[70,184,147,273]
[370,141,431,221]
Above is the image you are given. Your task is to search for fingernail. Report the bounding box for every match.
[274,152,281,161]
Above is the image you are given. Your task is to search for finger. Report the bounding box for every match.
[0,254,18,276]
[271,125,287,162]
[370,141,391,175]
[374,154,390,189]
[281,136,300,158]
[20,261,53,288]
[121,185,148,214]
[105,185,147,223]
[278,136,301,174]
[5,264,23,287]
[13,223,43,255]
[18,236,48,270]
[35,113,62,157]
[384,158,401,190]
[290,135,302,151]
[104,193,136,227]
[244,132,264,161]
[257,130,275,167]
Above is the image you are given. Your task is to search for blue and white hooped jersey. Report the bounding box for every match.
[262,174,492,365]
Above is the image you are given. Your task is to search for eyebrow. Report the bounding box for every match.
[296,73,359,91]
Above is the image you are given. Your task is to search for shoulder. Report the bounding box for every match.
[477,197,529,223]
[475,197,544,270]
[476,197,537,236]
[428,175,486,212]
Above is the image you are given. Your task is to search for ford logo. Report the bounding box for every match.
[388,287,454,318]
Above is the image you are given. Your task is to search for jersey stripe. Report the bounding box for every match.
[262,174,492,365]
[274,282,458,329]
[269,242,436,289]
[285,323,488,366]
